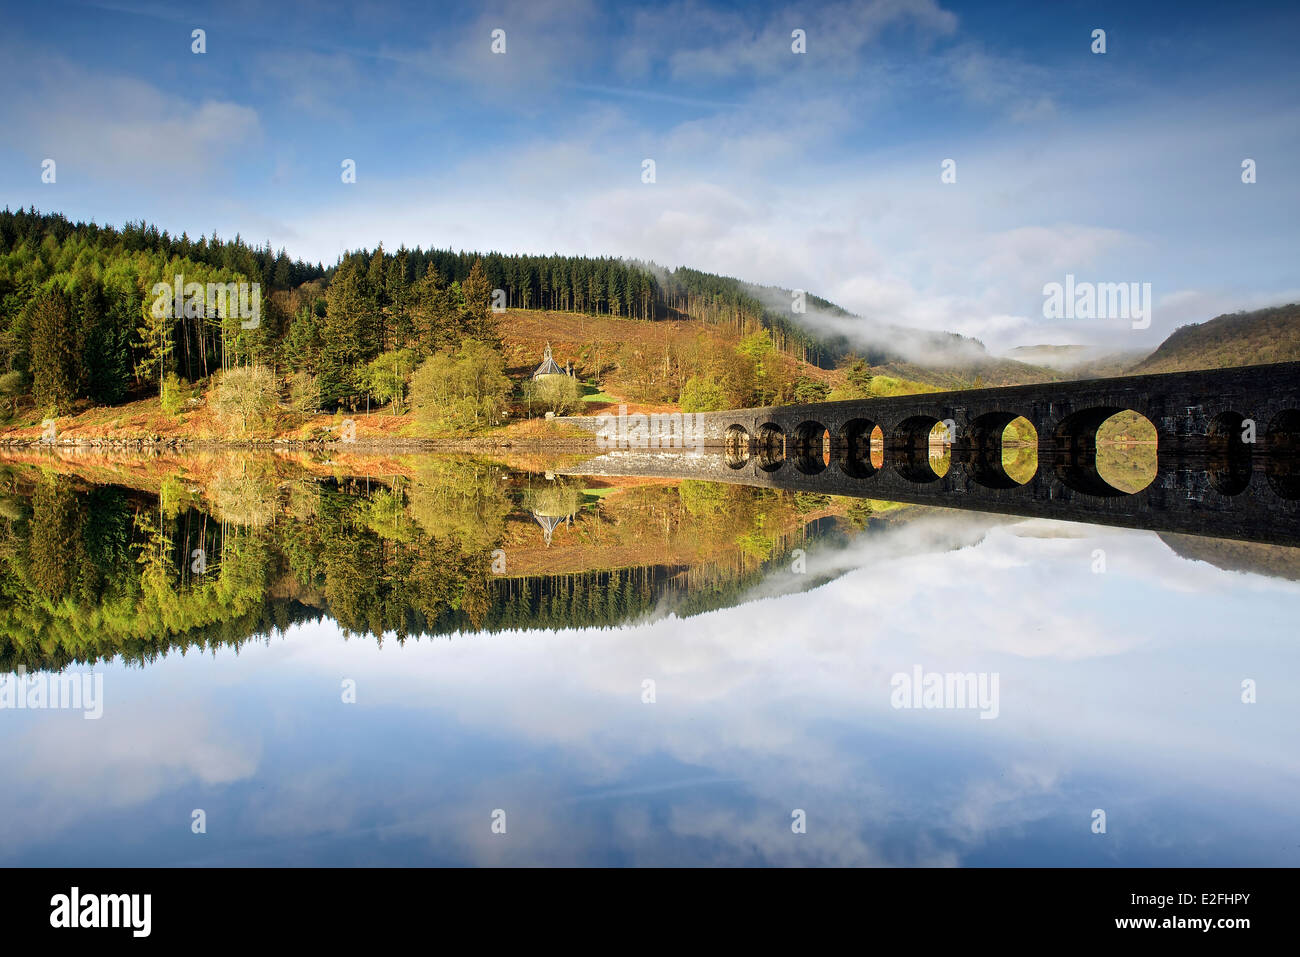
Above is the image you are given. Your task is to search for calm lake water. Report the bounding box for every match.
[1,453,1297,866]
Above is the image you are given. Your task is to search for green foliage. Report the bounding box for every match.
[734,529,776,561]
[29,288,79,413]
[729,333,805,406]
[160,372,189,416]
[524,373,583,416]
[792,375,831,404]
[363,487,415,542]
[133,293,172,394]
[210,365,279,437]
[409,263,457,353]
[831,357,875,400]
[0,461,861,669]
[679,375,729,412]
[319,261,371,409]
[1131,303,1300,374]
[844,499,874,530]
[793,491,831,513]
[409,339,511,433]
[0,209,872,422]
[737,331,775,363]
[405,459,510,551]
[459,258,498,344]
[679,479,728,515]
[521,482,582,520]
[0,369,28,413]
[362,348,417,414]
[282,304,322,373]
[0,210,300,411]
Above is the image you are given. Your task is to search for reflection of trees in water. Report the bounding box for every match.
[405,459,510,551]
[522,481,582,546]
[208,460,279,527]
[287,481,321,522]
[1002,445,1037,485]
[0,474,272,671]
[1096,411,1159,493]
[0,468,852,670]
[522,483,582,519]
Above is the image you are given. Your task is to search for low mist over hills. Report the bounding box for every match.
[1000,304,1300,381]
[1003,345,1149,380]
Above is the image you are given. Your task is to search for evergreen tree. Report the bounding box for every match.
[283,304,323,373]
[460,258,497,344]
[388,252,411,349]
[410,263,456,353]
[29,288,79,412]
[320,263,368,408]
[134,290,173,397]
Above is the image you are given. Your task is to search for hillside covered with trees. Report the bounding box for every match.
[0,208,904,436]
[9,207,1287,442]
[1128,303,1300,374]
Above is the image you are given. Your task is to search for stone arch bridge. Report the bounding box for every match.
[559,361,1300,546]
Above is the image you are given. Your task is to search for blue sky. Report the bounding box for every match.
[1,0,1298,354]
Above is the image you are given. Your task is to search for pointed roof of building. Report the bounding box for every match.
[532,342,565,378]
[532,511,566,547]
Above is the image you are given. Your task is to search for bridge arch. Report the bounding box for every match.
[1052,407,1156,496]
[756,422,786,472]
[792,420,831,475]
[1265,409,1300,499]
[960,411,1037,489]
[724,424,752,469]
[1207,411,1252,496]
[890,415,947,483]
[838,418,882,478]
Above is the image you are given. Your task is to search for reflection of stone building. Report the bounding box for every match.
[531,510,570,547]
[524,482,582,547]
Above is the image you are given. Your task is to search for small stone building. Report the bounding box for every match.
[532,343,566,380]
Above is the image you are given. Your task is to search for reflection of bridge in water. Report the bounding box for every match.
[561,362,1300,547]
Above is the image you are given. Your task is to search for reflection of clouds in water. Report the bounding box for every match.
[2,510,1297,864]
[0,696,260,851]
[250,512,1299,862]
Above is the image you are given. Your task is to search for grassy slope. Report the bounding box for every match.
[1003,304,1300,379]
[499,308,943,406]
[1005,345,1151,379]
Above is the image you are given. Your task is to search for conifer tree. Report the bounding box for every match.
[134,291,173,398]
[460,258,497,343]
[321,263,368,408]
[30,288,79,412]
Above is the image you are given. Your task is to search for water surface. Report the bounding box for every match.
[0,453,1296,866]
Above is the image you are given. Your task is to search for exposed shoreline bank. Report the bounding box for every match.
[0,435,599,453]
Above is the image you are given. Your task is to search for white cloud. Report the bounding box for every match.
[7,56,261,185]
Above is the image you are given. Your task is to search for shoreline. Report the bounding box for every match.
[0,435,600,453]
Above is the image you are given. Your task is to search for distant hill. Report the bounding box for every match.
[1158,533,1300,581]
[874,357,1059,389]
[1000,304,1300,381]
[1005,344,1092,366]
[1004,344,1150,380]
[1129,303,1300,374]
